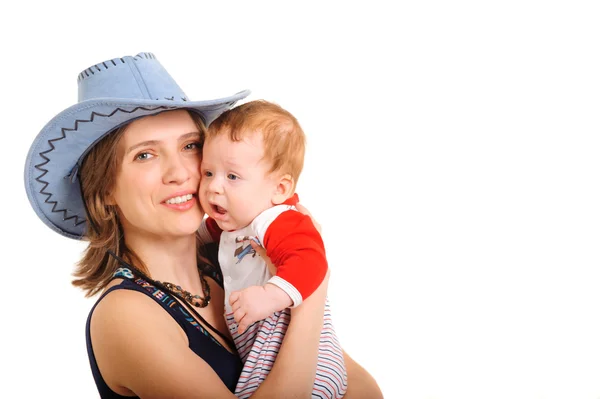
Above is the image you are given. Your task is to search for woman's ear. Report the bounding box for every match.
[105,191,116,206]
[271,174,294,205]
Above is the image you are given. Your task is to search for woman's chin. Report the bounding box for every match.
[164,215,204,237]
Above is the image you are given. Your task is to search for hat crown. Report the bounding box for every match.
[77,52,189,103]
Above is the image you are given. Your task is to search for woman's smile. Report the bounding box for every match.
[162,192,197,211]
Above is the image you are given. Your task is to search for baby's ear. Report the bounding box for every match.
[271,174,294,205]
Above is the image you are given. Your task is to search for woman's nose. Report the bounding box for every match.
[163,155,191,185]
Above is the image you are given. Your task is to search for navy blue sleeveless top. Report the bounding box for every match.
[85,247,243,398]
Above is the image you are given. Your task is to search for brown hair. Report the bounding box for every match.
[207,100,306,189]
[72,110,207,297]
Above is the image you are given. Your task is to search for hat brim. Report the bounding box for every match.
[24,89,250,240]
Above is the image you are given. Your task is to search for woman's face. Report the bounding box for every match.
[110,110,204,240]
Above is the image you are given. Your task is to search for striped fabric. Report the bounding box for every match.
[227,300,348,398]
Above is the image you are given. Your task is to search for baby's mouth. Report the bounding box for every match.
[212,204,227,215]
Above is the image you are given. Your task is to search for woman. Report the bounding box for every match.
[24,52,381,398]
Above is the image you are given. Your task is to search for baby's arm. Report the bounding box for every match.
[230,210,328,333]
[263,210,328,304]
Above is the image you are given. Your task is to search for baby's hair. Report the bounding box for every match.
[207,100,306,188]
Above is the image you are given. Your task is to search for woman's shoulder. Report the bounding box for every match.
[88,282,189,390]
[87,283,217,397]
[91,281,184,341]
[92,284,166,324]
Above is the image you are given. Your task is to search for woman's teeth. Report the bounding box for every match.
[166,194,193,204]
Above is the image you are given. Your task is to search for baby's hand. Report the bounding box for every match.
[229,284,292,334]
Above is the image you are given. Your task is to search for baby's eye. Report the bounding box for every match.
[135,152,153,161]
[203,170,213,177]
[227,174,239,181]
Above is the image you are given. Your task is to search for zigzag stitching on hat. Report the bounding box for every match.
[34,105,171,227]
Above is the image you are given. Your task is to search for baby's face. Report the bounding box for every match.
[199,132,279,231]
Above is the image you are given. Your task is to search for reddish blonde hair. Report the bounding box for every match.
[207,100,306,189]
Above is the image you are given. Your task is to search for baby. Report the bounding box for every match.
[198,100,347,398]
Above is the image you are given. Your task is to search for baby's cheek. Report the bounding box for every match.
[235,203,256,225]
[198,191,209,211]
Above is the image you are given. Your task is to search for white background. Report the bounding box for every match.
[2,1,600,398]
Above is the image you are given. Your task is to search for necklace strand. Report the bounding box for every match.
[157,271,211,308]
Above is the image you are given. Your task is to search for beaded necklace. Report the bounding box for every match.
[156,274,211,308]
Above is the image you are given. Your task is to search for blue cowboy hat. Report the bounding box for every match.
[24,52,250,240]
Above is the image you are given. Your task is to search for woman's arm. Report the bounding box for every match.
[233,238,328,398]
[253,270,330,398]
[343,350,384,399]
[293,202,383,398]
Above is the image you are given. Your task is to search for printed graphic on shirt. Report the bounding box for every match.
[234,235,261,264]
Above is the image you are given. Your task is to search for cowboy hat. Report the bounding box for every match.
[24,52,250,240]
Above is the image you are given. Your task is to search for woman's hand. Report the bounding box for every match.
[296,202,322,233]
[249,239,277,276]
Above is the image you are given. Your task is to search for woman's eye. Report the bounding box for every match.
[227,174,239,181]
[135,152,153,161]
[184,142,201,150]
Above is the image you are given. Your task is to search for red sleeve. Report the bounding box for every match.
[205,217,223,242]
[263,210,327,301]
